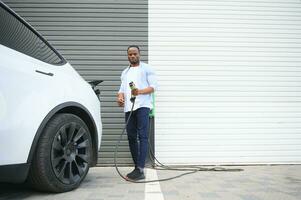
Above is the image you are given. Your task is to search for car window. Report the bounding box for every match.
[0,4,64,65]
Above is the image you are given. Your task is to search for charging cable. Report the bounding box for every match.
[114,98,198,183]
[114,92,243,183]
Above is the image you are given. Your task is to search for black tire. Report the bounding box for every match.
[27,113,92,192]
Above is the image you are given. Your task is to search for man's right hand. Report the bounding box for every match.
[117,93,125,107]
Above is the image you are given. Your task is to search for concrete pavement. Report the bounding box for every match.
[0,165,301,200]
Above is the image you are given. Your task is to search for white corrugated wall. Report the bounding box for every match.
[149,0,301,164]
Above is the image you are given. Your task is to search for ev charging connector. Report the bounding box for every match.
[129,81,137,103]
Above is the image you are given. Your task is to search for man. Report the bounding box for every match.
[117,45,158,180]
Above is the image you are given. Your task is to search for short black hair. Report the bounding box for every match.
[127,45,140,52]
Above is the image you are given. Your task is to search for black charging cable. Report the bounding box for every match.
[114,98,243,183]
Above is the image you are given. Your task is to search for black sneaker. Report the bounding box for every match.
[126,168,138,178]
[126,168,145,181]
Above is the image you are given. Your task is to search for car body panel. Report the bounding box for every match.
[0,44,102,166]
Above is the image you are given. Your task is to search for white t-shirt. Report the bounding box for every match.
[118,62,158,113]
[125,66,140,112]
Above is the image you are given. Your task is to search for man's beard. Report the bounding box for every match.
[130,59,140,65]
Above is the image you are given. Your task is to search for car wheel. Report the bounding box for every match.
[27,113,92,192]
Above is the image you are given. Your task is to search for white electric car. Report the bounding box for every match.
[0,2,102,192]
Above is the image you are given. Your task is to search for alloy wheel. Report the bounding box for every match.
[51,122,90,184]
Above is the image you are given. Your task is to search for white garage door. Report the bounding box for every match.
[149,0,301,164]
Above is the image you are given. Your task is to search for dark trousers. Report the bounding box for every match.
[125,107,150,169]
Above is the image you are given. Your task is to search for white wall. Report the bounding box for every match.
[149,0,301,164]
